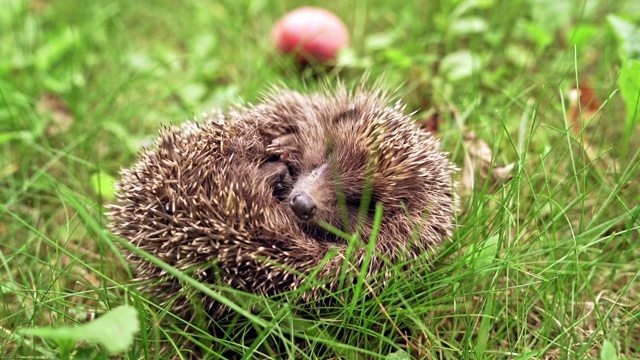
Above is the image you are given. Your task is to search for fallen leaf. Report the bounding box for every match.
[462,131,515,193]
[567,81,601,136]
[36,92,74,136]
[567,81,609,164]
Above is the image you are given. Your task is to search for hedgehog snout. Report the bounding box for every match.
[289,192,317,221]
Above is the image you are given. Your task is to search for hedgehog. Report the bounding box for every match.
[108,86,456,321]
[259,89,455,251]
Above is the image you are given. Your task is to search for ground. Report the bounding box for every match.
[1,0,639,359]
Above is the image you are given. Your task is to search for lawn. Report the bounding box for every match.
[1,0,639,359]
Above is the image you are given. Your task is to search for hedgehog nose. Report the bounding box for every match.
[289,192,317,221]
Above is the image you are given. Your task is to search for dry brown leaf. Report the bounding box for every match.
[36,92,74,136]
[567,81,608,165]
[567,81,601,136]
[462,131,515,193]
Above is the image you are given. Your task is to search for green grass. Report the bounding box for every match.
[2,0,639,358]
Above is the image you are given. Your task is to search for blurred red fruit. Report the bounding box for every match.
[272,7,350,64]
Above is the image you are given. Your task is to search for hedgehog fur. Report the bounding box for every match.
[108,86,456,320]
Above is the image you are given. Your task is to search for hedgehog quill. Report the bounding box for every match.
[108,86,456,320]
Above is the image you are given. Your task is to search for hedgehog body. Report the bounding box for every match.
[109,87,456,318]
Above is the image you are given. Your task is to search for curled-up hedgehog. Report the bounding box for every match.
[108,86,456,320]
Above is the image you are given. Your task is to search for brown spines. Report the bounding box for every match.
[109,86,456,321]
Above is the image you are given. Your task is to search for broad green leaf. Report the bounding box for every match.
[568,24,599,47]
[19,305,140,355]
[81,306,139,353]
[337,48,373,69]
[600,340,618,360]
[365,32,398,51]
[452,0,495,19]
[619,60,640,133]
[90,172,117,202]
[179,82,207,105]
[513,349,539,359]
[607,14,640,62]
[475,235,499,269]
[524,21,553,51]
[440,50,481,81]
[383,49,412,69]
[449,17,489,35]
[505,44,533,69]
[20,327,80,353]
[127,52,159,73]
[386,349,410,360]
[189,33,218,61]
[0,131,33,145]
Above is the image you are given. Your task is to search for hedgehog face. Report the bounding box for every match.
[287,108,375,237]
[284,98,453,241]
[289,164,332,221]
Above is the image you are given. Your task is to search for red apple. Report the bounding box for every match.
[272,7,350,64]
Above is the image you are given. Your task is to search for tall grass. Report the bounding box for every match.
[1,0,638,358]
